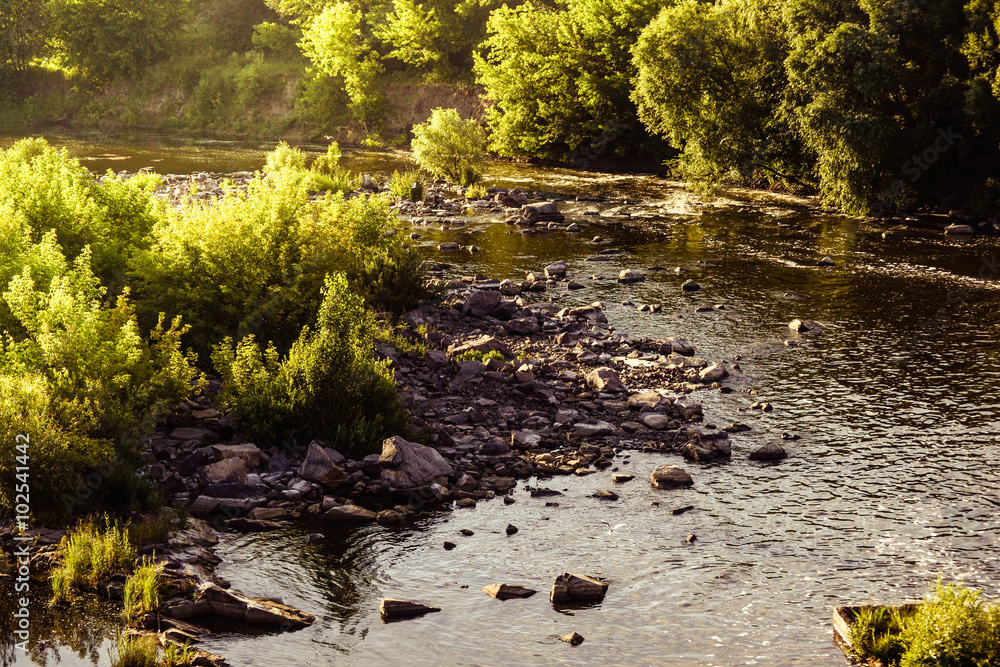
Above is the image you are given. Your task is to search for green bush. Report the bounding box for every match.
[131,154,430,359]
[212,274,408,456]
[411,107,485,183]
[388,169,422,200]
[0,247,199,520]
[0,138,165,284]
[847,580,1000,667]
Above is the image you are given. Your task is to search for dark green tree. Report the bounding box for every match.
[783,0,973,214]
[633,0,808,190]
[0,0,47,94]
[46,0,190,85]
[475,0,672,163]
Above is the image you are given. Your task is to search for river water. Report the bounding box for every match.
[2,132,999,666]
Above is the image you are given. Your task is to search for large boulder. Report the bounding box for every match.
[586,367,627,393]
[379,436,453,489]
[162,583,315,628]
[298,442,348,489]
[521,202,564,223]
[650,465,694,489]
[211,443,261,469]
[463,290,503,317]
[196,458,247,486]
[698,363,728,383]
[544,260,567,278]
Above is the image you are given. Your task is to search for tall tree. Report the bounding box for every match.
[46,0,190,86]
[0,0,48,94]
[476,0,671,163]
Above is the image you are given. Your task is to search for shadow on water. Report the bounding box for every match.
[0,580,119,666]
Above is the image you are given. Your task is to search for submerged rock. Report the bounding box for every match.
[379,598,441,620]
[482,583,538,600]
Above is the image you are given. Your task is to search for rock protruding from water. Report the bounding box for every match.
[560,632,585,646]
[749,442,788,461]
[550,573,609,603]
[651,465,694,489]
[618,268,644,284]
[298,442,348,488]
[788,318,822,332]
[520,202,565,224]
[482,583,538,600]
[162,583,315,628]
[379,598,441,620]
[817,256,837,266]
[379,436,453,489]
[682,279,701,291]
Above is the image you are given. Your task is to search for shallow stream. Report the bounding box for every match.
[2,131,998,666]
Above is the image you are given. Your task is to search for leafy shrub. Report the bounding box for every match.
[388,170,422,200]
[0,138,165,284]
[411,107,485,183]
[465,183,488,200]
[847,580,1000,667]
[132,158,431,359]
[0,247,200,520]
[212,274,408,456]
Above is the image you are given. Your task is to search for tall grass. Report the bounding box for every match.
[123,556,162,625]
[50,514,136,603]
[111,630,159,667]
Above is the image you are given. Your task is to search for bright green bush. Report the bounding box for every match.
[411,107,485,183]
[212,274,408,456]
[847,580,1000,667]
[131,151,431,359]
[0,138,165,284]
[388,170,422,200]
[0,247,200,520]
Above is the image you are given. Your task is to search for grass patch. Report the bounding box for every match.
[111,630,159,667]
[455,349,504,363]
[388,170,423,201]
[161,641,195,666]
[123,556,162,625]
[848,580,1000,667]
[50,514,136,603]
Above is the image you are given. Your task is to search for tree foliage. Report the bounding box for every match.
[46,0,190,85]
[633,0,808,189]
[475,0,671,162]
[0,0,47,92]
[411,107,485,182]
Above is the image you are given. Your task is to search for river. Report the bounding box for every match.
[2,131,999,666]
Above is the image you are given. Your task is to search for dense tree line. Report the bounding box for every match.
[3,0,1000,214]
